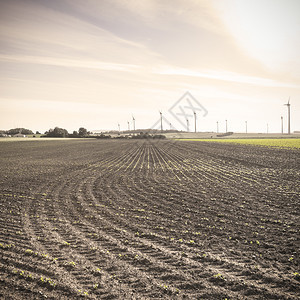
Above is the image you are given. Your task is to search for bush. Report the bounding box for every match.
[153,134,166,139]
[44,127,68,137]
[131,133,166,139]
[78,127,88,137]
[96,134,111,139]
[7,128,33,135]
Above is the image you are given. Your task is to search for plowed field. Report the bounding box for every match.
[0,139,299,299]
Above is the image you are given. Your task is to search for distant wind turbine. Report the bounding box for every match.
[159,111,163,132]
[194,111,197,133]
[127,121,130,131]
[132,116,135,131]
[186,118,189,132]
[284,98,291,134]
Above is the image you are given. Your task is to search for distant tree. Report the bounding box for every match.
[96,134,111,139]
[131,133,166,139]
[68,131,79,138]
[78,127,88,137]
[45,127,68,137]
[7,128,33,135]
[36,131,41,134]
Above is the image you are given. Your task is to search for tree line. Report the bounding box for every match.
[44,127,90,137]
[0,127,90,138]
[0,128,34,135]
[1,127,166,139]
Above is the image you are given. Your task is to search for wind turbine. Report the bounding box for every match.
[225,120,228,133]
[281,116,283,134]
[127,121,130,131]
[216,121,219,133]
[284,98,291,134]
[132,116,135,131]
[245,121,248,134]
[159,111,163,132]
[118,123,120,132]
[194,111,197,133]
[186,118,189,132]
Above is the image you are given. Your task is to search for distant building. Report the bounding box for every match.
[13,133,27,138]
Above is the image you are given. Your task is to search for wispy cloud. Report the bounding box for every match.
[0,54,140,72]
[2,52,296,89]
[155,67,300,88]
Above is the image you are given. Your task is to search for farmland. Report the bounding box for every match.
[177,138,300,149]
[0,139,299,299]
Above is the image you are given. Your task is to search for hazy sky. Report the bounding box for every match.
[0,0,299,133]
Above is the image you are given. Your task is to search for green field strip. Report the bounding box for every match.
[175,138,300,149]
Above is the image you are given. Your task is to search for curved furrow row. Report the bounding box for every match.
[45,157,217,297]
[130,142,298,296]
[73,142,299,299]
[15,141,186,297]
[5,143,132,298]
[71,177,242,297]
[1,139,299,299]
[64,146,237,297]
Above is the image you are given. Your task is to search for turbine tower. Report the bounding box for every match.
[194,111,197,133]
[225,120,228,133]
[127,121,130,131]
[132,116,135,131]
[245,121,248,134]
[118,123,120,132]
[159,111,163,132]
[186,118,189,132]
[281,116,283,134]
[284,98,291,134]
[216,121,219,133]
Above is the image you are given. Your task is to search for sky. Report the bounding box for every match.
[0,0,299,133]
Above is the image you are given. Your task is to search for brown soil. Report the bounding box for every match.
[0,139,299,299]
